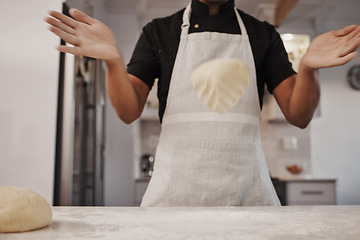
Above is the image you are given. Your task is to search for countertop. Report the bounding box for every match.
[2,206,359,240]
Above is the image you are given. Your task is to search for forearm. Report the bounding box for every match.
[105,54,144,124]
[286,61,320,128]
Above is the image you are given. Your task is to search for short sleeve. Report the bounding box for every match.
[127,24,160,90]
[264,26,296,93]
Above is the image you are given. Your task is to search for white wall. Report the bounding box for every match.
[0,0,63,204]
[311,4,360,205]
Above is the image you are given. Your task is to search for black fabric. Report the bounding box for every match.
[127,0,296,122]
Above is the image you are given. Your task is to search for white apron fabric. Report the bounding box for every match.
[141,3,280,207]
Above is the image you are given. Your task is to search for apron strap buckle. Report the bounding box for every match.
[181,22,190,29]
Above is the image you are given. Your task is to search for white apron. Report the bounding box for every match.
[141,3,280,207]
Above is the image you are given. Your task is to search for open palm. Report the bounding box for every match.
[46,9,120,61]
[302,25,360,70]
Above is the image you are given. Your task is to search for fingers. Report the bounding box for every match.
[347,32,360,52]
[339,26,360,57]
[46,10,84,47]
[336,52,358,66]
[69,8,96,25]
[333,24,358,37]
[344,25,360,41]
[49,26,79,46]
[48,10,78,29]
[45,16,76,36]
[57,45,81,55]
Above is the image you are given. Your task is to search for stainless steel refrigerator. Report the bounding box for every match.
[53,2,105,206]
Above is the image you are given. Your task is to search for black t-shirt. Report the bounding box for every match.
[127,0,296,122]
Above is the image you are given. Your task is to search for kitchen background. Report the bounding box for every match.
[0,0,359,206]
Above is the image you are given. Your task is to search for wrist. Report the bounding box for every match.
[104,50,123,67]
[297,56,318,84]
[299,55,317,73]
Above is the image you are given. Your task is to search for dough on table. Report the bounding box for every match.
[0,186,52,233]
[191,58,250,113]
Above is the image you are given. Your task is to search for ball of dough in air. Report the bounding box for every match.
[191,58,250,113]
[0,186,52,233]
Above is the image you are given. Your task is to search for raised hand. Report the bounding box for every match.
[45,9,120,61]
[301,25,360,70]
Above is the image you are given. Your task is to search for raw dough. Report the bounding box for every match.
[191,58,250,113]
[0,186,52,233]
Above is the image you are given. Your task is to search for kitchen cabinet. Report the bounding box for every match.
[286,179,337,206]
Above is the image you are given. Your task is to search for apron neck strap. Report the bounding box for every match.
[181,3,248,36]
[234,7,248,36]
[181,4,192,35]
